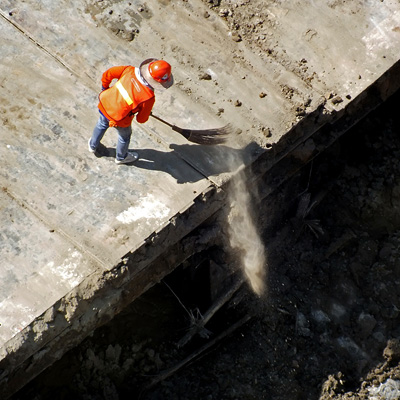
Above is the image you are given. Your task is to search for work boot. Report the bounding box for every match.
[115,151,139,164]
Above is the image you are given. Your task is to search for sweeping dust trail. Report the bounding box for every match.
[223,151,267,296]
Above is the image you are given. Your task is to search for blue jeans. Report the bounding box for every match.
[90,112,132,160]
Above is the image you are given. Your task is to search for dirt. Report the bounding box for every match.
[9,2,400,399]
[135,90,400,400]
[11,65,400,400]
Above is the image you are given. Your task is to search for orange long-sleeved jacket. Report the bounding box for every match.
[98,66,155,127]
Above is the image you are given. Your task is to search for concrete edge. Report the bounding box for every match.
[0,185,224,399]
[2,56,400,400]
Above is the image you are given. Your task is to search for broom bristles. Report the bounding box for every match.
[187,124,235,145]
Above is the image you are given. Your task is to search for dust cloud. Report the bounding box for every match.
[224,152,267,296]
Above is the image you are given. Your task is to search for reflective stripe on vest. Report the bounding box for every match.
[115,81,133,106]
[98,66,154,126]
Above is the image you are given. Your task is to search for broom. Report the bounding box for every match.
[150,113,233,145]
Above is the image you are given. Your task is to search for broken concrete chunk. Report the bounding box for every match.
[231,32,242,42]
[383,338,400,362]
[331,95,343,105]
[199,73,212,80]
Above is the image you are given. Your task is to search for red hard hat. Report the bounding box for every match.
[149,60,172,83]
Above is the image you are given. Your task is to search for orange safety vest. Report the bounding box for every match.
[98,66,155,127]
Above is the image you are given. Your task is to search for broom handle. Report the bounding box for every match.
[150,113,173,127]
[150,113,184,134]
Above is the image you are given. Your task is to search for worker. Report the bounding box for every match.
[88,58,173,164]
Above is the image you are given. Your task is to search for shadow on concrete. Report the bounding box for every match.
[94,141,264,184]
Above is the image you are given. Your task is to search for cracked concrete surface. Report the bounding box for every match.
[1,0,400,397]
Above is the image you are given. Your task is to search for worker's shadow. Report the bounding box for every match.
[96,141,263,183]
[133,141,263,184]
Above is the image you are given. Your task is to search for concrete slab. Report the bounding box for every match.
[1,0,400,397]
[0,5,216,341]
